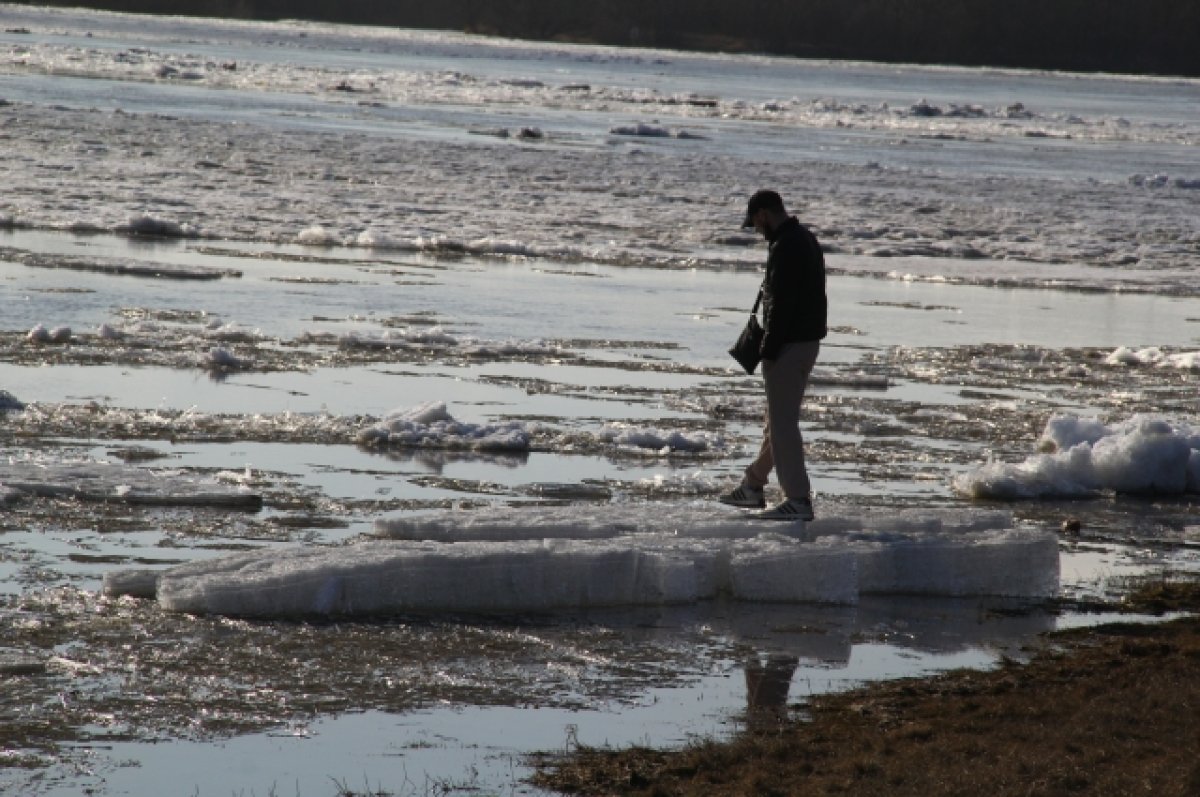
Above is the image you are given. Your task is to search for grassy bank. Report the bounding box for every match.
[9,0,1200,77]
[532,581,1200,796]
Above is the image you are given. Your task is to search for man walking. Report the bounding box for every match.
[720,189,827,521]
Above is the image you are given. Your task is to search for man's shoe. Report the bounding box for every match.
[718,483,766,509]
[754,497,814,522]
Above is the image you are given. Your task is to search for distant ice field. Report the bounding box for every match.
[2,4,1198,286]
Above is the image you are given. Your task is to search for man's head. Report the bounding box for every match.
[741,189,787,236]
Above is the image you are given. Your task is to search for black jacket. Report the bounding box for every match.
[760,216,827,360]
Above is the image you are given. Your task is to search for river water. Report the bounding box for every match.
[1,4,1198,795]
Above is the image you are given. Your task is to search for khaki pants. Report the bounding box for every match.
[744,340,820,499]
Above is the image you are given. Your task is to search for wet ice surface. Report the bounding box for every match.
[2,5,1200,796]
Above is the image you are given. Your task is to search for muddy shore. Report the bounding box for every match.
[532,584,1200,796]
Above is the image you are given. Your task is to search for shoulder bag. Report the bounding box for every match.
[729,290,764,375]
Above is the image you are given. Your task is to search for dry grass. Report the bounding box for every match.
[532,611,1200,796]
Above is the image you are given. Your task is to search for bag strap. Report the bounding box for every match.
[750,289,762,315]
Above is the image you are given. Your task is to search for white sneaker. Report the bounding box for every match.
[754,497,814,522]
[718,483,766,509]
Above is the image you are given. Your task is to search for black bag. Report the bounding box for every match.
[729,291,764,374]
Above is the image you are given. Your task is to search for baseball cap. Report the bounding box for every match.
[741,189,784,228]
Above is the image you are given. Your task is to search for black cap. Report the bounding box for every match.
[741,189,784,228]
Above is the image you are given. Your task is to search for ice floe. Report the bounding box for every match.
[0,461,263,509]
[593,424,724,454]
[608,122,704,139]
[356,401,534,451]
[103,505,1058,615]
[2,246,240,280]
[26,325,72,345]
[1105,346,1200,370]
[955,414,1200,499]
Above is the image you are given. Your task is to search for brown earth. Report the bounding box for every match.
[531,583,1200,797]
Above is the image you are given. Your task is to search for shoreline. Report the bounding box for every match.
[7,0,1199,78]
[531,583,1200,796]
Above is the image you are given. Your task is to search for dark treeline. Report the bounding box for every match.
[11,0,1200,77]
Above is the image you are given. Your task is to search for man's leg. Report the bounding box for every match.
[763,341,819,500]
[743,405,775,489]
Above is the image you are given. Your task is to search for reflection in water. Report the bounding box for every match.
[721,595,1057,728]
[744,652,799,727]
[363,445,530,473]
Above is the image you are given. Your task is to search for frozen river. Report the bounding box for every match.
[1,4,1198,795]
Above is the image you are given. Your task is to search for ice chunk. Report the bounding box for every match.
[852,528,1060,597]
[597,424,724,454]
[204,347,251,370]
[957,413,1200,498]
[105,505,1055,616]
[102,568,160,599]
[0,461,263,509]
[1039,415,1111,451]
[1091,418,1193,493]
[729,545,858,604]
[1106,346,1200,370]
[120,214,189,237]
[610,122,672,137]
[357,402,532,451]
[296,225,337,246]
[152,540,725,615]
[27,324,50,343]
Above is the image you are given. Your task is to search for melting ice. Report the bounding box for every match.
[103,505,1059,616]
[956,414,1200,499]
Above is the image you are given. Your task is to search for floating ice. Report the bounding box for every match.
[296,225,338,246]
[5,247,240,280]
[1106,346,1200,370]
[118,214,193,238]
[1128,174,1200,190]
[204,347,251,371]
[0,461,263,509]
[595,423,723,454]
[337,327,563,359]
[356,401,533,451]
[608,122,702,139]
[26,324,72,344]
[104,504,1056,615]
[337,328,459,349]
[955,414,1200,499]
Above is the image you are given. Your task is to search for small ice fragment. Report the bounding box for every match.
[296,225,337,246]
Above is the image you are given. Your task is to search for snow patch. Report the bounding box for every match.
[357,401,533,451]
[955,414,1200,499]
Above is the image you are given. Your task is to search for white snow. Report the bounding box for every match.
[296,225,339,246]
[1106,346,1200,370]
[101,505,1057,616]
[595,424,724,454]
[26,325,72,344]
[955,414,1200,499]
[356,401,534,451]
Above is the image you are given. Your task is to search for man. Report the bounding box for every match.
[720,189,827,521]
